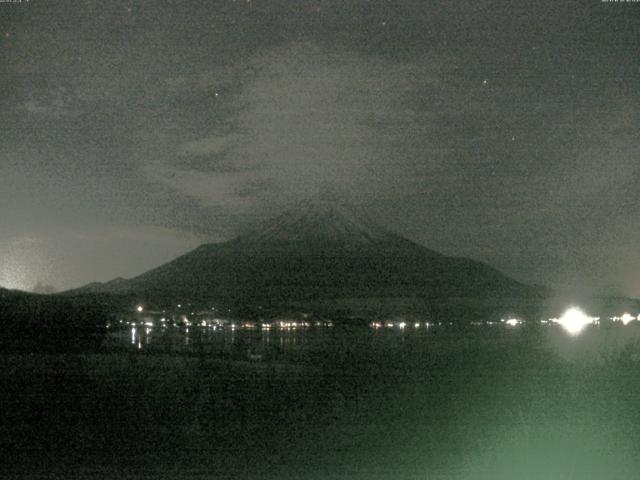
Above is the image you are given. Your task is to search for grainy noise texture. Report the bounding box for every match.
[0,0,638,295]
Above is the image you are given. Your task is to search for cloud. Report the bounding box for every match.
[148,42,448,211]
[20,88,72,118]
[181,134,239,156]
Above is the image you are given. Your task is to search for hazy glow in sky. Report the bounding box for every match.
[0,237,50,291]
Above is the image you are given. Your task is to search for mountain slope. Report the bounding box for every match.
[71,199,535,304]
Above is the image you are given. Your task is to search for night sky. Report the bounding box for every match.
[1,0,638,295]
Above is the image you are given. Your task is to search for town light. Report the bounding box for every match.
[620,313,635,325]
[554,307,594,335]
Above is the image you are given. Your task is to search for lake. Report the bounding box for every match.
[3,321,640,479]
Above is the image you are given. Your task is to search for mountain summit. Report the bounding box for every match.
[241,199,388,243]
[71,199,533,306]
[237,199,420,252]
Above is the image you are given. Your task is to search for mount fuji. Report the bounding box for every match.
[70,199,539,307]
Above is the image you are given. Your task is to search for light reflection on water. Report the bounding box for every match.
[107,319,640,366]
[110,323,438,358]
[117,324,336,353]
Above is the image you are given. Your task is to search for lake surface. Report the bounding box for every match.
[4,322,640,479]
[106,319,640,364]
[108,322,445,358]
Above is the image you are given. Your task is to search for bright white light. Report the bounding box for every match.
[504,318,521,327]
[136,305,143,313]
[620,313,635,326]
[398,322,406,329]
[554,307,595,335]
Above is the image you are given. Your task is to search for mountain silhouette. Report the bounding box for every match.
[70,199,537,305]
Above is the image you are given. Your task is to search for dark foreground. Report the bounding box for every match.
[2,325,640,479]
